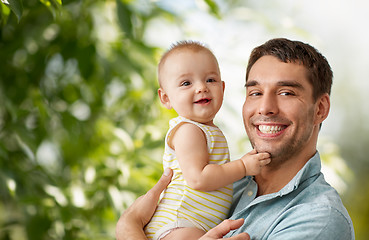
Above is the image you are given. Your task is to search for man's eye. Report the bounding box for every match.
[280,91,295,96]
[249,91,261,96]
[206,78,216,82]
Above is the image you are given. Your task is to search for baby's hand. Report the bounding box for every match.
[240,149,271,176]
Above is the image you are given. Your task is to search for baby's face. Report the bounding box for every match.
[159,49,224,126]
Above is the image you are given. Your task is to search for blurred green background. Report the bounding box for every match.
[1,0,368,239]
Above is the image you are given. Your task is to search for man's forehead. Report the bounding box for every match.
[246,56,309,86]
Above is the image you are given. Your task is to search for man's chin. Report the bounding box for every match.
[253,146,272,155]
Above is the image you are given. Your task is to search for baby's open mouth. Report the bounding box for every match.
[194,98,211,104]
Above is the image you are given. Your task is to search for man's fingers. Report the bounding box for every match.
[219,219,245,232]
[204,219,248,238]
[146,168,173,200]
[227,232,250,240]
[117,167,173,235]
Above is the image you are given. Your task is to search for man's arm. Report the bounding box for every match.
[115,168,251,240]
[115,168,173,240]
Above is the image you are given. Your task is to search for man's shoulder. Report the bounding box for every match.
[228,174,355,239]
[298,173,348,210]
[276,174,355,239]
[274,200,354,239]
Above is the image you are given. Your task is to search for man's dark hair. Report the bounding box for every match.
[246,38,333,100]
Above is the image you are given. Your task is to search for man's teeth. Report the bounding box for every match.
[259,125,283,134]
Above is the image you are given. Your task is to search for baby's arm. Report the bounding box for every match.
[171,123,267,192]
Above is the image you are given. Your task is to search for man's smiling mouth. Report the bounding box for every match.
[258,125,286,134]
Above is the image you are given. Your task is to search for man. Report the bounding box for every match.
[116,38,355,239]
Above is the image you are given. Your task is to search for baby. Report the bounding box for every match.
[144,41,270,240]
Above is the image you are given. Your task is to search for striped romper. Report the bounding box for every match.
[144,116,233,239]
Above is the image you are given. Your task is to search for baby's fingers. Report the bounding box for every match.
[258,152,271,159]
[259,158,271,166]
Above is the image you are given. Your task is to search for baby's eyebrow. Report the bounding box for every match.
[177,73,192,79]
[206,71,220,76]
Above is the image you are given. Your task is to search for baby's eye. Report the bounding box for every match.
[181,81,191,86]
[206,78,216,83]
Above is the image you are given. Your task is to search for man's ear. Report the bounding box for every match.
[314,93,330,125]
[158,88,172,109]
[222,81,225,93]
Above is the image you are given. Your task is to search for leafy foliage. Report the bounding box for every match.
[1,0,24,22]
[0,0,180,239]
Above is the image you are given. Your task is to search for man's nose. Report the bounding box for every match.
[258,94,278,116]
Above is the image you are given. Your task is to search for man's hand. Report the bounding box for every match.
[199,219,250,240]
[115,168,173,240]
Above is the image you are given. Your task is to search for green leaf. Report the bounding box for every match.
[40,0,62,18]
[50,0,62,8]
[203,0,221,19]
[2,0,23,22]
[116,0,133,39]
[0,1,11,25]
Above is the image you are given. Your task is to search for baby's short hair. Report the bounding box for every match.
[158,40,216,87]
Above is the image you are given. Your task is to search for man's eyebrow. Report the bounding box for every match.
[244,80,305,89]
[245,80,258,88]
[277,80,304,89]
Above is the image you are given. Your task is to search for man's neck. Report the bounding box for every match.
[254,153,314,196]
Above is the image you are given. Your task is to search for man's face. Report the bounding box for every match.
[243,55,320,165]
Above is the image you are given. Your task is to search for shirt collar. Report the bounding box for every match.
[278,151,321,196]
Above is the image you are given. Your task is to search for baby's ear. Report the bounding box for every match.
[158,88,172,109]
